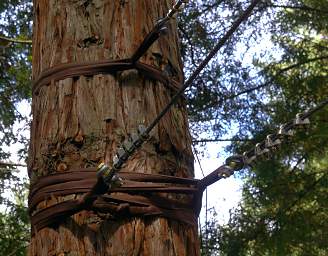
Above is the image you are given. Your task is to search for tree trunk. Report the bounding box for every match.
[28,0,199,255]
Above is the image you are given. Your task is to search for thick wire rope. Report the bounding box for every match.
[144,0,261,136]
[242,98,328,163]
[214,97,328,181]
[97,0,262,186]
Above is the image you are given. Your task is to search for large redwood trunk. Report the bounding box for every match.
[28,0,199,255]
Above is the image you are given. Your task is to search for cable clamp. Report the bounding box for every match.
[243,152,257,166]
[138,124,149,141]
[123,138,135,154]
[294,113,310,128]
[255,143,270,158]
[265,134,281,149]
[277,124,294,138]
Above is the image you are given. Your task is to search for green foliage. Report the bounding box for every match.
[215,154,328,256]
[0,0,32,255]
[194,0,328,255]
[0,166,29,255]
[0,0,328,255]
[0,0,32,147]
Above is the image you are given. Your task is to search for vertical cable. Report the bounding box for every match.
[192,143,208,254]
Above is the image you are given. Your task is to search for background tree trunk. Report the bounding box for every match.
[28,0,199,255]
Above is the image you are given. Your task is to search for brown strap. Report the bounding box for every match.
[32,60,182,96]
[31,196,197,234]
[29,170,203,233]
[29,169,198,202]
[28,166,228,233]
[32,17,182,96]
[29,178,198,214]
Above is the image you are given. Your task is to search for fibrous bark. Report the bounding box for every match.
[28,0,199,255]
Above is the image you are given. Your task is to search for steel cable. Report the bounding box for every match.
[98,0,262,186]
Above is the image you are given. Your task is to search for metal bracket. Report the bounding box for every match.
[97,163,123,188]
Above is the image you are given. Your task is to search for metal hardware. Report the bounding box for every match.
[97,124,151,186]
[97,163,123,188]
[243,152,257,166]
[113,155,120,166]
[277,124,294,137]
[225,155,244,171]
[123,138,135,153]
[97,163,111,178]
[131,132,140,145]
[265,134,281,149]
[255,143,270,157]
[117,147,127,160]
[106,174,123,188]
[138,124,149,140]
[294,113,310,127]
[129,125,150,148]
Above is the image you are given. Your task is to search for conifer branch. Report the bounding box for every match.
[0,35,32,46]
[0,161,27,167]
[267,4,328,14]
[227,55,328,101]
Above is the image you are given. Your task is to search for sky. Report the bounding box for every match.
[194,141,243,227]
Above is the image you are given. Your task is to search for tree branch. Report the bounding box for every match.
[7,244,28,256]
[0,35,32,46]
[226,55,328,101]
[178,23,198,67]
[267,4,328,15]
[0,161,27,167]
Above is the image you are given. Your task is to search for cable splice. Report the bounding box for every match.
[241,98,328,168]
[97,0,261,189]
[197,97,328,191]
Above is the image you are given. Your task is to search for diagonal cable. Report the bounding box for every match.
[144,0,261,136]
[96,0,261,192]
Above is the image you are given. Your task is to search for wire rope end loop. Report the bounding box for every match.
[225,155,245,171]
